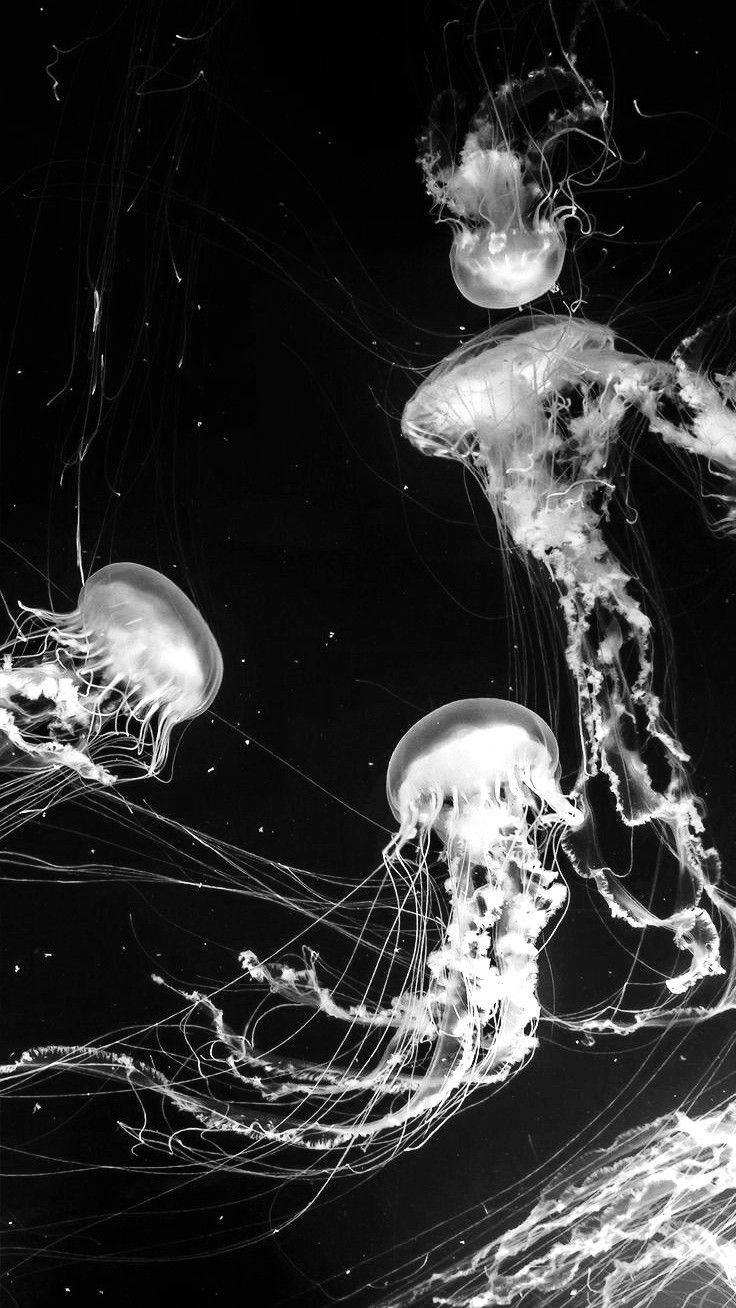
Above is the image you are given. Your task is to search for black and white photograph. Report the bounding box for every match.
[3,3,736,1305]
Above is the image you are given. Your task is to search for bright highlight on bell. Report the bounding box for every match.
[0,562,223,789]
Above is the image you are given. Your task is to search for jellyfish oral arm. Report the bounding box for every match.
[426,830,568,1083]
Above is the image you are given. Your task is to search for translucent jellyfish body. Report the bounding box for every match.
[402,314,736,1016]
[445,148,566,310]
[421,70,608,309]
[383,698,580,1097]
[2,698,582,1176]
[0,563,223,795]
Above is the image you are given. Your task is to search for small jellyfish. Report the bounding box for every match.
[421,69,608,309]
[0,562,223,793]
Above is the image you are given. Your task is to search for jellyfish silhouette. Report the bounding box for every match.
[421,68,608,309]
[0,563,223,832]
[1,697,582,1175]
[401,314,736,1019]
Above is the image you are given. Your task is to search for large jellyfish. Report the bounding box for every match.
[0,562,223,816]
[421,68,609,309]
[2,696,582,1174]
[401,314,736,1019]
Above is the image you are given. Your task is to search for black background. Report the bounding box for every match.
[3,2,736,1306]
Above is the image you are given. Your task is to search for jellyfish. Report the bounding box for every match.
[401,314,736,1019]
[376,1098,736,1308]
[0,562,223,816]
[1,696,582,1174]
[381,697,581,1097]
[421,68,609,309]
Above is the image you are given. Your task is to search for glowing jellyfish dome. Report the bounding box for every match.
[74,562,223,734]
[399,317,732,1005]
[0,562,223,785]
[386,696,578,855]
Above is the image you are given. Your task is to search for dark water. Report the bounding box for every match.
[2,3,736,1305]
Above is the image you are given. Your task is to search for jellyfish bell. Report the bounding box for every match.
[31,562,223,771]
[0,562,223,791]
[450,212,566,311]
[386,697,581,859]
